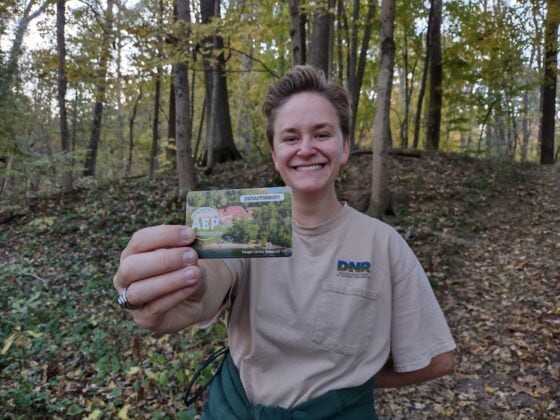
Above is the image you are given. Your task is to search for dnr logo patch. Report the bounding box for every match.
[337,260,372,278]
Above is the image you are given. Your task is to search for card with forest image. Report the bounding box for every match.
[186,187,292,258]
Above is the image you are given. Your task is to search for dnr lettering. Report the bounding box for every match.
[337,260,371,273]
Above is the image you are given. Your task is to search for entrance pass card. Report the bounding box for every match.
[186,187,292,258]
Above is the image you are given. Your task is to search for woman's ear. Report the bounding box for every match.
[271,147,280,171]
[341,137,350,165]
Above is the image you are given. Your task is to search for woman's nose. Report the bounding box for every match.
[298,136,316,156]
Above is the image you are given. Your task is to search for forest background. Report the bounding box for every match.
[1,0,559,418]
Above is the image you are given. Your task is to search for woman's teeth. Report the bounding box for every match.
[296,164,323,171]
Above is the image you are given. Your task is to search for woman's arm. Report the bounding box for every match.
[373,351,454,388]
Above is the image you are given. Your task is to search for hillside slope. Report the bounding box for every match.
[1,153,558,418]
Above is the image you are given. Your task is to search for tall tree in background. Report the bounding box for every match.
[235,2,254,156]
[150,0,164,177]
[83,0,115,176]
[540,0,559,164]
[174,0,196,194]
[310,0,335,76]
[425,0,442,150]
[0,0,50,98]
[345,0,376,146]
[166,2,178,168]
[56,0,71,190]
[288,0,306,65]
[413,9,432,150]
[368,0,396,219]
[200,0,241,173]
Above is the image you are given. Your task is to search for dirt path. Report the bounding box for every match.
[375,164,560,418]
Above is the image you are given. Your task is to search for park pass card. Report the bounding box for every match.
[186,187,292,258]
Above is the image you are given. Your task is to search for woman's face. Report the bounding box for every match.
[271,92,350,198]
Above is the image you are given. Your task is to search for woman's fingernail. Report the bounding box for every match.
[185,267,198,281]
[180,228,194,243]
[183,250,196,265]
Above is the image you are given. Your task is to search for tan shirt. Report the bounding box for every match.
[221,204,456,408]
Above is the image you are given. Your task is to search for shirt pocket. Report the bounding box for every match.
[311,284,378,356]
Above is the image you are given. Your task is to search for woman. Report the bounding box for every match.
[113,66,456,418]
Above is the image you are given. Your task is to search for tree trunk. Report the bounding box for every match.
[201,0,241,173]
[367,0,396,219]
[0,156,14,199]
[0,0,50,98]
[539,0,559,164]
[83,0,115,176]
[288,0,306,65]
[310,0,336,76]
[115,0,126,175]
[127,90,142,175]
[56,0,72,190]
[150,70,162,177]
[174,0,196,195]
[236,7,254,156]
[425,0,442,151]
[346,0,376,146]
[150,0,164,178]
[400,33,418,149]
[412,15,432,150]
[167,77,177,167]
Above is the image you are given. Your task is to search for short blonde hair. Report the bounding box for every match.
[262,65,352,146]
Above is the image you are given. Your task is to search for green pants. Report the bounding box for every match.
[201,352,377,419]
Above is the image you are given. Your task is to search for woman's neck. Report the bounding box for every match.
[292,188,342,227]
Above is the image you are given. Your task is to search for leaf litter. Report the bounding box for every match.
[0,153,558,418]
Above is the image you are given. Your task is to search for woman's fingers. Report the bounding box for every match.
[120,225,196,262]
[135,279,208,331]
[116,246,198,287]
[123,264,203,307]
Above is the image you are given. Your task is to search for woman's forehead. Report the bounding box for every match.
[273,92,339,130]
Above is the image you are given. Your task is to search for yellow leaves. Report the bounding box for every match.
[1,330,43,355]
[144,369,158,381]
[118,404,131,419]
[511,376,552,398]
[434,404,455,416]
[85,409,103,420]
[27,216,56,232]
[126,366,141,377]
[1,333,18,355]
[484,384,497,394]
[26,330,43,338]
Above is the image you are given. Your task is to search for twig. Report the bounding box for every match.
[28,273,48,287]
[227,47,280,78]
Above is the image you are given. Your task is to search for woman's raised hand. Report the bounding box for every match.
[113,225,207,333]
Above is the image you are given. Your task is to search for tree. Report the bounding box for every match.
[83,0,115,177]
[368,0,396,219]
[412,9,431,150]
[149,0,164,178]
[56,0,72,190]
[174,0,196,195]
[288,0,306,65]
[425,0,442,150]
[0,0,50,98]
[200,0,241,173]
[540,0,559,164]
[344,0,376,146]
[309,0,336,76]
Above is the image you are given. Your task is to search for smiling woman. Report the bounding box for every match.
[113,66,456,419]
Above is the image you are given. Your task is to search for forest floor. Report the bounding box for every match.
[0,151,559,418]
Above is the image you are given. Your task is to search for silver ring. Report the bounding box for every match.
[117,287,143,310]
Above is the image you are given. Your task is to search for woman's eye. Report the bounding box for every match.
[283,136,298,143]
[316,132,331,139]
